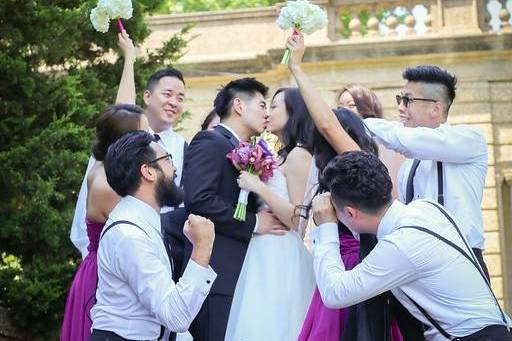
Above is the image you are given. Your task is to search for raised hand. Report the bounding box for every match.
[286,31,305,70]
[117,29,135,62]
[312,192,338,225]
[237,171,263,194]
[255,210,288,236]
[184,214,215,267]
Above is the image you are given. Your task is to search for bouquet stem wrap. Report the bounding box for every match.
[233,189,249,221]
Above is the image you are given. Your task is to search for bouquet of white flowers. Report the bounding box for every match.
[90,0,133,33]
[276,0,327,64]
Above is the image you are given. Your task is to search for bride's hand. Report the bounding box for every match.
[286,31,305,71]
[117,30,135,62]
[238,171,263,193]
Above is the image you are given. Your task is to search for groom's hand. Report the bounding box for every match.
[255,211,287,236]
[184,214,215,268]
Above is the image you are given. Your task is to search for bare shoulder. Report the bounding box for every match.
[87,166,120,221]
[282,147,312,174]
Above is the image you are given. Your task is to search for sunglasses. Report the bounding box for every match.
[396,95,437,107]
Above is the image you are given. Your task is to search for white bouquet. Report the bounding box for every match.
[276,0,327,64]
[90,0,133,33]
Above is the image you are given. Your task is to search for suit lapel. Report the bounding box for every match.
[214,125,239,149]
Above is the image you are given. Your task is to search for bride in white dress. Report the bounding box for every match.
[224,88,316,341]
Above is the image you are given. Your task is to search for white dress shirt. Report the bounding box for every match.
[69,155,96,258]
[312,200,508,340]
[156,127,187,213]
[91,196,216,339]
[364,119,488,249]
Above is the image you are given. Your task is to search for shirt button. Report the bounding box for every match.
[206,280,211,284]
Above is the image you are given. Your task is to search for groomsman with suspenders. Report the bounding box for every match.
[363,65,489,340]
[311,152,511,341]
[364,65,489,275]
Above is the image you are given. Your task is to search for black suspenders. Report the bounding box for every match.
[397,202,509,340]
[99,220,167,341]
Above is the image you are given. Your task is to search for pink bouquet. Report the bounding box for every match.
[227,136,277,221]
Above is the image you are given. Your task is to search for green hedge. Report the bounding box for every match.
[0,1,191,339]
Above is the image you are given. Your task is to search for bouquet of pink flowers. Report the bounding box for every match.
[227,136,277,221]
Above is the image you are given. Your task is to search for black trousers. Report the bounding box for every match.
[90,329,168,341]
[89,329,135,341]
[460,325,512,340]
[188,294,232,341]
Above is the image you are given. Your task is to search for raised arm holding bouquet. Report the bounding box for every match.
[277,0,327,64]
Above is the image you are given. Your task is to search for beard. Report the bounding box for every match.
[155,172,184,208]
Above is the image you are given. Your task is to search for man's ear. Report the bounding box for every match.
[432,101,445,121]
[233,97,244,117]
[140,164,157,182]
[143,90,152,106]
[346,205,357,219]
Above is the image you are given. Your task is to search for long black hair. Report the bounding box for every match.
[296,108,378,220]
[315,108,378,192]
[274,88,315,163]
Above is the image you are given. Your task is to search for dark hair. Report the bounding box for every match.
[146,67,185,91]
[402,65,457,112]
[321,151,392,213]
[274,88,315,162]
[213,77,268,119]
[338,84,383,118]
[104,130,158,197]
[92,104,145,161]
[200,109,219,131]
[314,108,378,192]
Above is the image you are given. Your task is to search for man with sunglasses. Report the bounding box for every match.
[90,131,216,341]
[364,65,489,279]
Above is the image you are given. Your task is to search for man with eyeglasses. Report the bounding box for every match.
[90,131,217,341]
[364,65,488,277]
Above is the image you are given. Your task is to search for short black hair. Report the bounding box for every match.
[146,68,185,91]
[403,65,457,111]
[104,130,158,197]
[213,77,268,119]
[321,151,392,214]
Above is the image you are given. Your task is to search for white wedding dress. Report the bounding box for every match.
[224,169,316,341]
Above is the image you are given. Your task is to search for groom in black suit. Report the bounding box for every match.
[183,78,287,340]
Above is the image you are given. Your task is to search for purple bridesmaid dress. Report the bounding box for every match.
[60,219,104,341]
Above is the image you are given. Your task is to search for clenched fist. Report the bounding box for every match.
[312,192,338,226]
[183,214,215,267]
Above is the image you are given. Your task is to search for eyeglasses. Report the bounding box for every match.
[396,95,438,108]
[147,153,173,166]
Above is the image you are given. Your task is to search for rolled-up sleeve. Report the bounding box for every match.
[312,223,416,309]
[116,234,216,332]
[364,118,487,164]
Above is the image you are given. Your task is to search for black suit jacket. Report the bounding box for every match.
[183,125,257,296]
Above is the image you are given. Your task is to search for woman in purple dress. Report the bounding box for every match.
[288,32,403,341]
[60,102,148,341]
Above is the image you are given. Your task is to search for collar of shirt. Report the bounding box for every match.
[117,195,162,237]
[218,123,241,142]
[377,200,406,240]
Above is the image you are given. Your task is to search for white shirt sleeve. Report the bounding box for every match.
[311,223,416,309]
[364,119,487,164]
[115,232,217,332]
[70,155,96,258]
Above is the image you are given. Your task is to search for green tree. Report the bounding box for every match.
[0,1,192,339]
